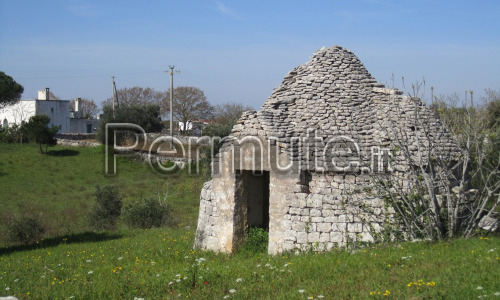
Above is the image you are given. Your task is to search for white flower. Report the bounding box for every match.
[134,298,145,300]
[86,260,92,263]
[118,256,123,260]
[183,277,187,280]
[176,279,181,282]
[69,296,75,299]
[169,281,174,285]
[5,287,10,291]
[488,249,495,253]
[477,286,483,290]
[88,271,93,274]
[256,264,261,268]
[184,256,189,259]
[223,296,230,299]
[175,274,181,277]
[494,292,500,296]
[265,263,271,267]
[318,295,325,299]
[298,289,305,293]
[156,274,160,277]
[229,289,236,294]
[284,263,289,267]
[14,279,19,283]
[236,278,242,283]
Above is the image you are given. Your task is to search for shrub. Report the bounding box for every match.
[6,215,45,245]
[239,227,268,255]
[122,197,171,229]
[88,185,122,230]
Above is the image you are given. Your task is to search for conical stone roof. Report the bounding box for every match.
[221,46,457,172]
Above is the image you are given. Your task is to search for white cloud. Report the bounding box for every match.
[215,1,241,20]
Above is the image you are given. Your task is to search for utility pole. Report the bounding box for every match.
[111,76,119,117]
[166,66,179,149]
[112,76,116,117]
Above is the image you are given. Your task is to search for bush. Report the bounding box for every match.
[88,185,122,230]
[122,197,171,229]
[6,215,45,245]
[239,227,268,255]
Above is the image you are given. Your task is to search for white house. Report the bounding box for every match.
[0,88,100,133]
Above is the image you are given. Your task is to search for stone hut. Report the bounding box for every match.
[194,46,457,254]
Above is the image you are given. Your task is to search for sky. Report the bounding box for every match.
[0,0,499,110]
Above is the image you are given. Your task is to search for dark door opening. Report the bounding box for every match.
[233,170,270,250]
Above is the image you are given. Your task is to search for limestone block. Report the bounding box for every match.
[292,221,306,232]
[297,232,308,244]
[308,232,320,243]
[322,209,334,217]
[310,209,322,217]
[330,232,343,243]
[284,230,297,241]
[314,223,330,234]
[282,220,292,230]
[348,223,362,233]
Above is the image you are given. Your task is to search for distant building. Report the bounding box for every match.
[178,119,216,135]
[0,88,100,133]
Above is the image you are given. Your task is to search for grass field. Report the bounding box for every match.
[0,143,499,299]
[0,143,207,241]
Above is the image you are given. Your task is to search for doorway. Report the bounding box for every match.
[233,170,270,250]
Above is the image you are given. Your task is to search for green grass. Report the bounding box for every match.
[0,228,498,299]
[0,143,499,299]
[0,143,207,243]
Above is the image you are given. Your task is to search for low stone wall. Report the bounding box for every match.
[56,133,96,140]
[57,138,100,147]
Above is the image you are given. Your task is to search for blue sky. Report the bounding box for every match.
[0,0,499,109]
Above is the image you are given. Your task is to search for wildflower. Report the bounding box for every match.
[488,249,495,253]
[477,286,483,290]
[256,264,261,268]
[5,287,10,291]
[317,296,325,299]
[493,292,499,296]
[284,263,289,267]
[204,281,209,285]
[169,281,174,285]
[118,257,123,260]
[229,289,236,294]
[298,289,305,293]
[236,278,242,283]
[223,296,230,299]
[176,279,181,282]
[86,260,92,263]
[88,271,93,274]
